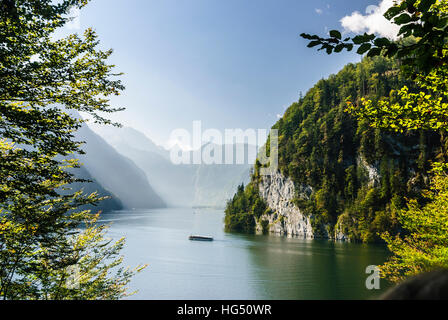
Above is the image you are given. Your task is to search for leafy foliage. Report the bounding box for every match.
[225,183,269,233]
[347,61,448,134]
[0,0,143,299]
[381,163,448,283]
[272,56,441,241]
[301,0,448,282]
[226,56,442,241]
[301,0,448,74]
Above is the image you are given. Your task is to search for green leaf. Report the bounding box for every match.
[366,33,376,42]
[385,43,399,57]
[418,0,436,13]
[374,37,390,47]
[300,33,320,40]
[367,47,382,57]
[395,13,412,25]
[398,24,415,36]
[307,41,321,48]
[384,6,402,20]
[334,44,344,53]
[352,35,367,45]
[412,25,426,37]
[357,43,372,55]
[405,0,418,9]
[329,30,342,40]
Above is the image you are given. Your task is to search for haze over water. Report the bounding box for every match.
[100,208,390,300]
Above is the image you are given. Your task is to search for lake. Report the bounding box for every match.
[100,208,390,300]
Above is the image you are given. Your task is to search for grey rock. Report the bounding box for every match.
[256,170,314,239]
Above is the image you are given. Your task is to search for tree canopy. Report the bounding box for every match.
[0,0,143,299]
[301,0,448,282]
[301,0,448,74]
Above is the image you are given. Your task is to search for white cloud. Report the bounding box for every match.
[315,8,323,15]
[340,0,400,39]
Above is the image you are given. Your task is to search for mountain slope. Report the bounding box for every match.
[225,56,442,242]
[75,124,166,209]
[110,143,197,207]
[93,126,252,208]
[192,161,251,208]
[68,165,124,213]
[92,126,169,159]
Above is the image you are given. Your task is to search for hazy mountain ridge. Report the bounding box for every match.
[68,165,124,213]
[74,124,166,210]
[192,161,251,208]
[92,126,252,208]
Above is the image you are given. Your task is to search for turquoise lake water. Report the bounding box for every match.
[100,208,390,300]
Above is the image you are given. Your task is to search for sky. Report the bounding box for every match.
[70,0,398,149]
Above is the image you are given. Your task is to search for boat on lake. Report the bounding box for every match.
[189,235,213,241]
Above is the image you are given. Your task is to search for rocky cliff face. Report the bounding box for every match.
[256,171,316,238]
[255,162,383,240]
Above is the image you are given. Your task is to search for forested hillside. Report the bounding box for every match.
[226,56,443,242]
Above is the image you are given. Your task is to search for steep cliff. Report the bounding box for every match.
[255,170,314,238]
[254,163,378,240]
[225,56,442,242]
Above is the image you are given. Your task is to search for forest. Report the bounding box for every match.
[227,0,448,284]
[1,0,448,299]
[226,55,442,242]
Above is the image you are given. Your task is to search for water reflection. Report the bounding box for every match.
[244,236,390,299]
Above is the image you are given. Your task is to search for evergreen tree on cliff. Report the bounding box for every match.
[302,0,448,282]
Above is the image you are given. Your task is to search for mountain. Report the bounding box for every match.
[111,143,197,207]
[92,126,252,208]
[92,126,169,159]
[74,124,166,209]
[225,56,442,242]
[68,165,124,213]
[192,162,251,208]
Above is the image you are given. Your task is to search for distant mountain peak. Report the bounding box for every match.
[88,124,170,159]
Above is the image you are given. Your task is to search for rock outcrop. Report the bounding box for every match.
[256,170,315,238]
[255,170,354,240]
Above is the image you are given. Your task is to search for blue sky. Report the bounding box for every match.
[75,0,389,148]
